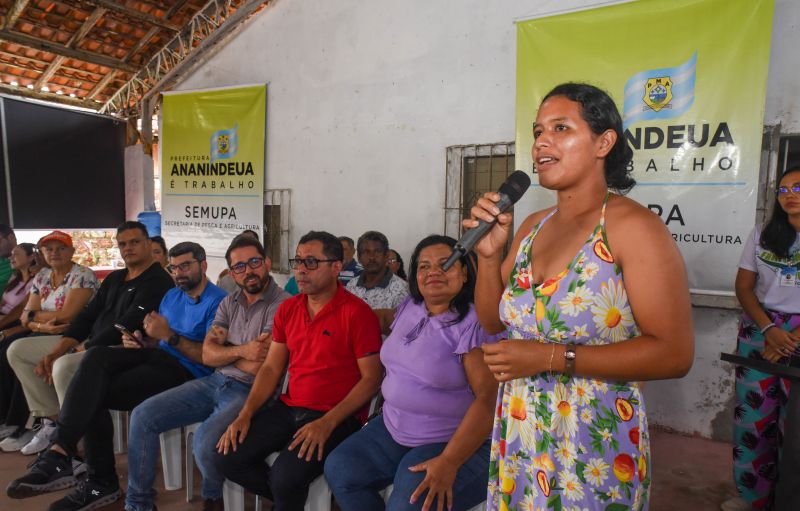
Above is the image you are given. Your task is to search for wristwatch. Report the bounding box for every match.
[26,309,36,323]
[564,343,577,376]
[167,332,180,346]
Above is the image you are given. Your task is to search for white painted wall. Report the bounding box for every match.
[173,0,800,440]
[765,0,800,133]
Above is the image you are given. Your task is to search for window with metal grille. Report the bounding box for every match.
[759,128,800,225]
[264,189,292,274]
[444,142,516,244]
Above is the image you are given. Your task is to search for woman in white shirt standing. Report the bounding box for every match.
[727,165,800,511]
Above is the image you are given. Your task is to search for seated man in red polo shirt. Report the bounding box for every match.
[214,230,382,511]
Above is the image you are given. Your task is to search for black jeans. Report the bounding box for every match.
[0,327,33,427]
[55,346,192,485]
[214,399,361,511]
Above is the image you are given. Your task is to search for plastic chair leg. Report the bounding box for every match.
[159,427,183,490]
[223,479,245,511]
[111,410,125,454]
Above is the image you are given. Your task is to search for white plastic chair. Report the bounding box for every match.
[222,371,372,511]
[223,452,332,511]
[184,422,202,501]
[159,426,183,490]
[382,484,486,511]
[111,410,127,454]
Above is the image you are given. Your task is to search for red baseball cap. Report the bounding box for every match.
[38,230,73,248]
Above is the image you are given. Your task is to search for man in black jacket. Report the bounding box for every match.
[46,221,174,357]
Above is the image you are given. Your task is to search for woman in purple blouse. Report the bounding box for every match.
[325,235,499,511]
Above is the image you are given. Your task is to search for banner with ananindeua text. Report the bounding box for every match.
[515,0,774,293]
[160,84,266,258]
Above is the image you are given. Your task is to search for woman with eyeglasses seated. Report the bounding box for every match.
[725,165,800,511]
[325,235,500,511]
[386,249,407,281]
[0,231,98,453]
[0,243,41,440]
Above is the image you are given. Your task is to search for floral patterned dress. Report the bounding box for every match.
[488,197,650,511]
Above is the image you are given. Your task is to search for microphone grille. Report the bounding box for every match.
[498,171,532,203]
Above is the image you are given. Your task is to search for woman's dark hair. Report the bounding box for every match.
[388,249,407,280]
[150,236,167,254]
[5,243,36,291]
[408,235,476,324]
[760,166,800,258]
[542,82,635,194]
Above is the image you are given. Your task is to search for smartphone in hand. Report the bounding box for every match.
[114,323,141,345]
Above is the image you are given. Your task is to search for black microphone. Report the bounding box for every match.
[442,170,532,271]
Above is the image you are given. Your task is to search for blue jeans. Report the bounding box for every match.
[324,415,490,511]
[125,371,250,510]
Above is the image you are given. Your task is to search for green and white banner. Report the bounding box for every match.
[160,84,266,258]
[516,0,774,293]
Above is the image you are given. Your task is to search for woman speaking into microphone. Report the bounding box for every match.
[466,83,694,510]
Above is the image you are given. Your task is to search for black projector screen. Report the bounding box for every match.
[0,116,8,226]
[1,96,126,228]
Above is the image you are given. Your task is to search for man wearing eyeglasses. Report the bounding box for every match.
[117,234,290,511]
[214,230,383,511]
[7,241,227,511]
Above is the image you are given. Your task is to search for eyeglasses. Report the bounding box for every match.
[230,257,265,274]
[387,259,399,264]
[777,184,800,195]
[167,260,200,274]
[288,257,338,270]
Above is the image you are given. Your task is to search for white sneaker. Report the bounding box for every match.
[0,427,35,452]
[720,496,750,511]
[20,418,57,455]
[0,423,18,439]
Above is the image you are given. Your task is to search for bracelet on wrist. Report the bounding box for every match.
[760,322,776,334]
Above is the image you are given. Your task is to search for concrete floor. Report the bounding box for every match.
[0,427,736,510]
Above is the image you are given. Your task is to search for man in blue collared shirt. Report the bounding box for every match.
[7,242,227,511]
[124,235,289,511]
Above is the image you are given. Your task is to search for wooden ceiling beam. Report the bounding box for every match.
[3,0,31,30]
[0,53,107,80]
[23,5,142,46]
[123,25,160,63]
[34,7,107,90]
[82,0,181,32]
[0,82,94,108]
[86,69,116,99]
[0,28,138,72]
[165,0,192,19]
[67,7,107,47]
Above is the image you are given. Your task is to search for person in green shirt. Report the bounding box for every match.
[0,224,17,296]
